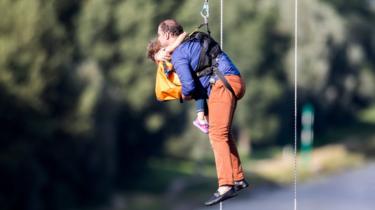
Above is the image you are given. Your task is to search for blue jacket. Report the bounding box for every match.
[171,39,240,98]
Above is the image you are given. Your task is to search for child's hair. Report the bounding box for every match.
[147,38,161,62]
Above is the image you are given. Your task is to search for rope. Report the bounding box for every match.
[220,0,223,209]
[293,0,299,210]
[220,0,223,49]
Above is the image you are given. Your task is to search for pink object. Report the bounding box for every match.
[193,118,209,134]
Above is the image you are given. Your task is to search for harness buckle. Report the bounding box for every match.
[209,76,216,84]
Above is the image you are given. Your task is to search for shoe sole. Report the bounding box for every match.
[205,192,238,206]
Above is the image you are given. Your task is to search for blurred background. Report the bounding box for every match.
[1,0,375,210]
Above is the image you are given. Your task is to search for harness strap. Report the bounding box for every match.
[213,68,237,100]
[196,66,212,77]
[197,35,210,73]
[211,59,237,99]
[188,31,236,99]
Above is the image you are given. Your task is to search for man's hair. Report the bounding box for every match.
[147,38,161,62]
[158,19,184,36]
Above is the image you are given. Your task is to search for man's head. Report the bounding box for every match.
[157,19,184,47]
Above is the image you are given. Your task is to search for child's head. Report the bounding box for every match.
[147,38,161,62]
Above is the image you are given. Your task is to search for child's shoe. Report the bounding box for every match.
[193,118,209,134]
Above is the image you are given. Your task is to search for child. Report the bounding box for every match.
[147,34,209,134]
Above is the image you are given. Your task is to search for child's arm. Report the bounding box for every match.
[165,32,187,53]
[154,32,187,61]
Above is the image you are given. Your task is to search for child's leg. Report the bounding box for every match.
[195,99,207,122]
[194,99,209,133]
[197,111,205,121]
[203,99,208,120]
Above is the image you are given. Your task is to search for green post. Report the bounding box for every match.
[301,103,314,169]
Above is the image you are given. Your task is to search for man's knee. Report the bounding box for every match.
[209,129,230,142]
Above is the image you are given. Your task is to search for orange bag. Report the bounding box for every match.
[155,61,182,101]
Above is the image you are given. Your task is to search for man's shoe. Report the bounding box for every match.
[204,187,238,206]
[234,179,249,192]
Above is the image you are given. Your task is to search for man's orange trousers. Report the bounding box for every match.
[208,75,246,186]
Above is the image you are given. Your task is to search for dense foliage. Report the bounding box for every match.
[0,0,374,209]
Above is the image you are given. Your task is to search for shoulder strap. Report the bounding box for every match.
[186,31,220,72]
[197,34,210,71]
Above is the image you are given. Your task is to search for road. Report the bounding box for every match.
[196,163,375,210]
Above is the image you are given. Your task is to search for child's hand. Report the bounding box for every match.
[154,48,171,61]
[163,52,171,60]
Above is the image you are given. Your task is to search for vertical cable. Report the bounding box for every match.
[293,0,298,210]
[220,0,223,49]
[220,0,223,209]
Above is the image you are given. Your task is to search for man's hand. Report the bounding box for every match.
[182,94,192,101]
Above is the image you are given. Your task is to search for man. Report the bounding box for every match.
[157,19,249,206]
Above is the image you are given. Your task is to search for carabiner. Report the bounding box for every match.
[200,0,209,21]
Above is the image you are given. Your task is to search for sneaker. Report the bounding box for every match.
[234,179,249,192]
[193,118,209,134]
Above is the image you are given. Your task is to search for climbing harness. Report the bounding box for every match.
[194,0,237,99]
